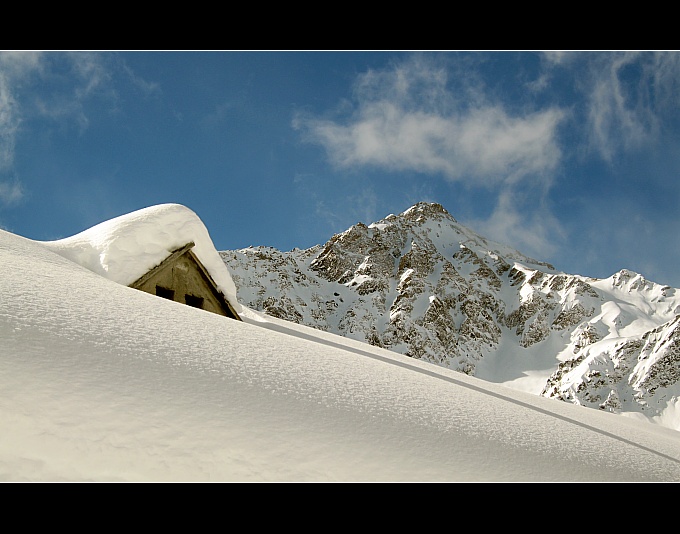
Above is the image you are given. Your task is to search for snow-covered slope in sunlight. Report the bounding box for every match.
[2,206,680,481]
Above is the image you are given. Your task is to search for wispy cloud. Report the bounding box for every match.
[0,52,159,210]
[468,188,565,262]
[293,54,568,259]
[0,52,39,171]
[26,52,118,132]
[294,55,565,187]
[585,53,656,161]
[0,51,43,78]
[0,52,110,170]
[0,179,23,206]
[119,59,161,97]
[0,53,39,208]
[560,51,680,163]
[293,52,680,266]
[0,74,19,171]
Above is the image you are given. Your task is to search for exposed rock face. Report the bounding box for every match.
[220,202,680,431]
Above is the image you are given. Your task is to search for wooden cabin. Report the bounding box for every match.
[129,241,241,320]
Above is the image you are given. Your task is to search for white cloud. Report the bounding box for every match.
[467,189,564,262]
[28,52,117,132]
[0,180,22,205]
[68,51,112,98]
[540,51,578,66]
[0,52,123,204]
[586,53,653,161]
[0,51,43,78]
[294,56,565,187]
[454,107,563,184]
[650,51,680,111]
[579,51,680,162]
[293,54,569,262]
[0,74,19,171]
[0,51,41,171]
[0,53,43,200]
[294,52,680,271]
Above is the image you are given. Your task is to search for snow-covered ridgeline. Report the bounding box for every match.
[221,202,680,432]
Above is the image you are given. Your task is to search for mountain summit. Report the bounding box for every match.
[220,202,680,430]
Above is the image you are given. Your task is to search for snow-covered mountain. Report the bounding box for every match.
[221,202,680,431]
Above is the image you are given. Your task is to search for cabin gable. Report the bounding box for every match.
[129,242,241,320]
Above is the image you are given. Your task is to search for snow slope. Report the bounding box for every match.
[2,205,680,481]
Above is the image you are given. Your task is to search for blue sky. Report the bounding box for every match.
[1,50,680,288]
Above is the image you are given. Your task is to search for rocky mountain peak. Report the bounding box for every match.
[220,202,680,431]
[401,201,453,222]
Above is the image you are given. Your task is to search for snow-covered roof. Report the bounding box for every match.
[43,203,241,313]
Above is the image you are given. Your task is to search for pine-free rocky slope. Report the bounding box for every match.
[220,202,680,431]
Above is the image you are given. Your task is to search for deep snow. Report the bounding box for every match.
[2,204,680,482]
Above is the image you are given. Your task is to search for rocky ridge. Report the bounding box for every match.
[220,202,680,430]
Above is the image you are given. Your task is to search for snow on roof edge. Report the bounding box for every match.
[42,203,241,312]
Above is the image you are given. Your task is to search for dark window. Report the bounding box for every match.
[185,294,204,309]
[156,286,175,300]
